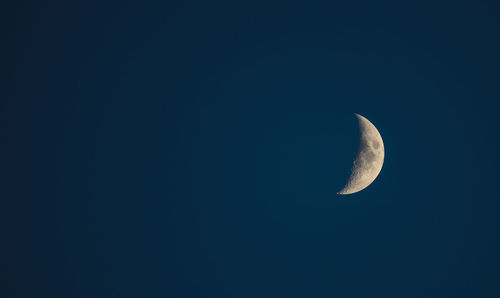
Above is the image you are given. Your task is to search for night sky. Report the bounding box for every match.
[2,1,500,297]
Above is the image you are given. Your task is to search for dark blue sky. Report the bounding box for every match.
[2,1,500,297]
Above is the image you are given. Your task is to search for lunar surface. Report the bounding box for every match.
[338,114,385,195]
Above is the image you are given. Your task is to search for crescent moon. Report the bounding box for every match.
[337,114,385,195]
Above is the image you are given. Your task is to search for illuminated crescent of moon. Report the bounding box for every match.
[338,114,385,195]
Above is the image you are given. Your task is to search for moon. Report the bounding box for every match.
[337,114,385,195]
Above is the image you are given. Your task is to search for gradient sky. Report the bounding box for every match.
[2,1,500,297]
